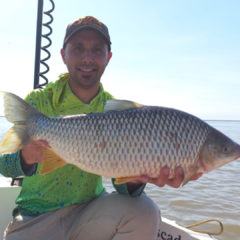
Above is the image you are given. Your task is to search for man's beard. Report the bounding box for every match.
[73,74,100,89]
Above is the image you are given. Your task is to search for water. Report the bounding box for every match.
[0,117,239,239]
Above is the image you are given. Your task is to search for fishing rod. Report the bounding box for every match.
[33,0,55,89]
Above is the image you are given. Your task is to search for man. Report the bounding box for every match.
[1,16,202,240]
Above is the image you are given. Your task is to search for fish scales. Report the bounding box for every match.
[2,92,240,185]
[27,107,212,178]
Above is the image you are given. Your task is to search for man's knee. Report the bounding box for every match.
[122,193,160,221]
[106,192,160,225]
[110,193,161,238]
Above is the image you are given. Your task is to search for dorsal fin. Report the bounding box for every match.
[104,100,145,113]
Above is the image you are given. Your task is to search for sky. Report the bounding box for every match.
[0,0,239,120]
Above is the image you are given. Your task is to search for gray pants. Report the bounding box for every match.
[4,192,160,240]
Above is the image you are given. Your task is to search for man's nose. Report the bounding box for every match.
[82,50,93,64]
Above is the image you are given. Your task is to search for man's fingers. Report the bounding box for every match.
[147,167,170,187]
[166,167,184,188]
[139,166,201,188]
[36,140,49,148]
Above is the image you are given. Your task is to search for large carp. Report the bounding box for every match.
[1,92,239,186]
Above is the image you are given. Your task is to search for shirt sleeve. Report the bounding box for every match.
[0,151,37,178]
[111,178,146,197]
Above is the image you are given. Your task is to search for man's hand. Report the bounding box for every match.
[20,140,49,172]
[126,166,203,193]
[139,166,203,188]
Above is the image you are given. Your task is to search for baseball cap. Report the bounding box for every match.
[63,16,111,49]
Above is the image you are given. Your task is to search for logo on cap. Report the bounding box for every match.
[73,16,103,29]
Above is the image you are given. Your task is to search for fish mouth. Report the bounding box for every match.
[235,145,240,160]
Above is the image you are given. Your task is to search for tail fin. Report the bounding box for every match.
[1,92,39,124]
[0,92,40,154]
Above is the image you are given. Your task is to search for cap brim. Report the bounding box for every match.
[64,25,111,48]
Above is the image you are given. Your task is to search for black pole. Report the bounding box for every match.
[33,0,44,90]
[11,0,55,187]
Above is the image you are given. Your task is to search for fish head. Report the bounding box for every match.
[199,128,240,173]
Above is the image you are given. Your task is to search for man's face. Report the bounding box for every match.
[61,30,112,89]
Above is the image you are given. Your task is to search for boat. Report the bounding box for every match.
[0,177,221,239]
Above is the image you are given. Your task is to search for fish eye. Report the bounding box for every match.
[221,145,228,154]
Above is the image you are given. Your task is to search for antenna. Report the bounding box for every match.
[33,0,55,89]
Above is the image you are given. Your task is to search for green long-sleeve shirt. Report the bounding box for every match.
[0,73,145,217]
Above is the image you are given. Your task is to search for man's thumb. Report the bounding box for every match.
[37,140,49,148]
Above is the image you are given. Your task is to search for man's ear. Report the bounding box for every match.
[107,52,112,64]
[61,48,66,64]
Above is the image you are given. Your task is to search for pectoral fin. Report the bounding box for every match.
[115,176,139,184]
[182,166,199,187]
[39,148,67,175]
